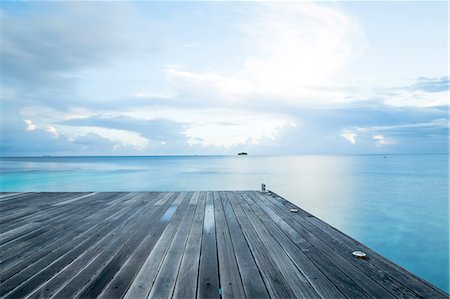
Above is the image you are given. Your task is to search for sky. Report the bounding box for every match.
[0,1,448,156]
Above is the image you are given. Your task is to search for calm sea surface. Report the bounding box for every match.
[1,154,448,292]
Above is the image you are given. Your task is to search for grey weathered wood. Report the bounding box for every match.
[48,193,172,299]
[0,193,136,279]
[1,193,150,298]
[221,192,270,299]
[267,192,395,298]
[76,193,182,298]
[242,191,347,299]
[226,192,296,298]
[146,192,197,299]
[268,190,448,299]
[172,192,205,299]
[213,191,246,299]
[261,191,410,298]
[237,193,321,298]
[52,192,97,206]
[0,193,115,262]
[123,192,190,299]
[0,191,446,299]
[25,193,163,299]
[197,191,220,299]
[248,191,372,298]
[99,192,190,299]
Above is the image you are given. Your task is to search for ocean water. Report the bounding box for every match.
[0,154,448,292]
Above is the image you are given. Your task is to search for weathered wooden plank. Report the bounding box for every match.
[99,192,192,299]
[0,193,80,214]
[146,192,197,299]
[0,217,34,236]
[248,191,373,298]
[242,191,347,299]
[0,195,64,224]
[0,193,22,200]
[75,192,184,298]
[213,191,246,299]
[0,192,128,267]
[221,192,269,299]
[237,193,321,299]
[197,191,220,299]
[123,192,190,299]
[51,192,97,206]
[0,193,148,298]
[47,193,171,299]
[0,193,96,234]
[261,192,402,298]
[23,193,163,298]
[0,222,40,247]
[0,191,445,299]
[226,192,296,298]
[172,192,205,299]
[0,192,137,278]
[0,192,44,207]
[308,216,447,299]
[1,197,98,252]
[268,191,443,298]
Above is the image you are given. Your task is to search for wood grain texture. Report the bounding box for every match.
[0,191,446,299]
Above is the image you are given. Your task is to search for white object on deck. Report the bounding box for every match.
[290,209,298,213]
[352,250,367,258]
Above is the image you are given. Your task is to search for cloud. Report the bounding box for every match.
[165,2,365,106]
[45,126,59,138]
[1,113,151,156]
[374,76,449,107]
[24,119,36,131]
[341,132,357,145]
[413,76,449,93]
[372,134,395,147]
[59,110,294,148]
[337,118,448,151]
[0,1,154,106]
[182,42,199,48]
[355,118,449,136]
[0,2,448,156]
[131,91,175,100]
[60,116,187,145]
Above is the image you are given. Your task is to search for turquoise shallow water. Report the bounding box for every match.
[0,154,448,292]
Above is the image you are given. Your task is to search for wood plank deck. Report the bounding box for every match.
[0,191,447,299]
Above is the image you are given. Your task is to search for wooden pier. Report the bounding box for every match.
[0,191,447,298]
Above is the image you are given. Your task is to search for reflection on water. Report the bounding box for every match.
[0,154,448,292]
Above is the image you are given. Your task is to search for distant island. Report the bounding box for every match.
[237,152,248,155]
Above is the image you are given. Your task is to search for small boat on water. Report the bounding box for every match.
[237,152,248,156]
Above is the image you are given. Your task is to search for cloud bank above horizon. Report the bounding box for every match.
[0,1,448,156]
